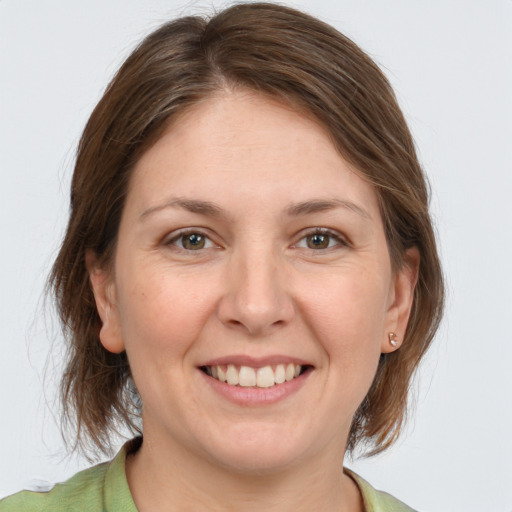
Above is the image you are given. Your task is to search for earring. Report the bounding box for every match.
[388,332,398,347]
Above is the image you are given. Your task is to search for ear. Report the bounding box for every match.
[381,247,420,354]
[86,250,125,354]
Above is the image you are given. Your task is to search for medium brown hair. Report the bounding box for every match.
[50,2,444,457]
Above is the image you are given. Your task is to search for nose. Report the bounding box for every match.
[217,246,295,337]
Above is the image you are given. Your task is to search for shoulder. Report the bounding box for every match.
[0,461,109,511]
[345,469,417,512]
[0,439,139,512]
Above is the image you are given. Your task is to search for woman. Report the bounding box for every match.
[0,3,443,511]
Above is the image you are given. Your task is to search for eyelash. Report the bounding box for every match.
[293,228,348,251]
[164,228,348,252]
[165,229,217,252]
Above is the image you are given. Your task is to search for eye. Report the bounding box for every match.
[168,231,215,251]
[295,229,346,250]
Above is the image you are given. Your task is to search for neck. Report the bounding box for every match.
[125,430,363,512]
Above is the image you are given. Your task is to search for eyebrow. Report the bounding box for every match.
[139,197,371,221]
[140,197,226,221]
[285,199,371,220]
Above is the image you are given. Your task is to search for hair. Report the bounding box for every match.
[50,2,444,458]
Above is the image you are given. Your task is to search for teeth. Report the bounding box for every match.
[256,366,275,388]
[275,364,286,384]
[239,366,256,387]
[285,363,295,381]
[226,364,239,386]
[205,363,306,388]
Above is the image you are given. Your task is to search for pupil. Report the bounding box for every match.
[185,233,204,249]
[308,234,328,249]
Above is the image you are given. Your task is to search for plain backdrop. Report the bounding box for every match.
[1,1,511,511]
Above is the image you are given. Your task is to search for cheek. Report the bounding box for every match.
[114,266,221,416]
[115,263,218,367]
[298,264,390,363]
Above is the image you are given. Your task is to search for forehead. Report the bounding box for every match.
[127,89,381,221]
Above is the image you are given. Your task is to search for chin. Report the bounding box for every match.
[197,422,313,475]
[209,447,300,476]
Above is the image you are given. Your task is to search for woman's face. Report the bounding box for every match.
[90,89,416,473]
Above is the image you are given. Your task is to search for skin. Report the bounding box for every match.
[88,89,418,511]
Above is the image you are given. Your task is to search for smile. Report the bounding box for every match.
[201,363,308,388]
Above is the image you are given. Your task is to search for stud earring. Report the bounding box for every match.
[388,332,398,347]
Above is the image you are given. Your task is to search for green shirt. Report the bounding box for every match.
[0,439,416,511]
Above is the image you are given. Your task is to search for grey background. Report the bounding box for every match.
[1,1,511,510]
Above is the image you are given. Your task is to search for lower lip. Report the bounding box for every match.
[199,368,312,406]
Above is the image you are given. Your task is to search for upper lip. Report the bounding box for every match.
[199,355,313,368]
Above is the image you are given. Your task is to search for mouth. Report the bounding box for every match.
[200,363,310,389]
